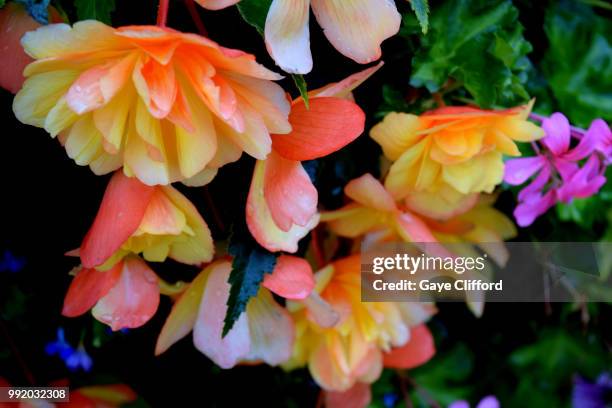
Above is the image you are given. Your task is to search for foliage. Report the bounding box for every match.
[74,0,115,24]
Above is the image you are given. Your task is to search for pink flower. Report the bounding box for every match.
[504,113,610,227]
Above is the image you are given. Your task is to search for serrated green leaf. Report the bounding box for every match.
[542,0,612,127]
[236,0,272,35]
[74,0,115,24]
[15,0,50,24]
[222,225,278,337]
[406,0,533,108]
[292,74,309,108]
[410,0,429,34]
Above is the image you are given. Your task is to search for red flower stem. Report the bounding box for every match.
[157,0,170,27]
[185,0,208,36]
[0,320,35,385]
[310,228,325,269]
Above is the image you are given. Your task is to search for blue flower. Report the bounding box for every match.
[573,373,612,408]
[0,251,26,273]
[383,392,399,408]
[65,344,93,372]
[45,328,73,360]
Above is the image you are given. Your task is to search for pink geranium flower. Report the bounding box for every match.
[504,113,611,227]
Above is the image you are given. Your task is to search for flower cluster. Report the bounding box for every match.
[3,0,609,406]
[504,113,611,226]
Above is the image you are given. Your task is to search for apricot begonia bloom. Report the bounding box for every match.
[13,21,291,185]
[80,171,213,270]
[155,256,315,368]
[320,174,443,246]
[62,256,160,331]
[284,255,436,392]
[370,103,544,217]
[246,66,382,253]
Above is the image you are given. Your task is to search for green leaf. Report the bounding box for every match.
[292,74,309,108]
[222,225,278,337]
[405,0,533,108]
[15,0,50,24]
[74,0,115,24]
[410,0,429,34]
[542,0,612,127]
[0,1,6,9]
[237,0,272,35]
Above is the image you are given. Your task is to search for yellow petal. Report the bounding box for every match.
[370,112,422,161]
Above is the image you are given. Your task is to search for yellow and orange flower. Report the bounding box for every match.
[284,255,436,392]
[155,256,315,368]
[370,103,544,218]
[79,171,213,270]
[13,21,291,185]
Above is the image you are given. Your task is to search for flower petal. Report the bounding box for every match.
[62,264,122,317]
[503,156,546,185]
[370,112,422,161]
[244,288,295,365]
[311,62,383,99]
[383,324,435,369]
[155,268,209,355]
[344,174,396,212]
[264,0,312,74]
[247,159,319,252]
[325,383,372,408]
[541,112,571,155]
[193,261,251,368]
[263,255,315,300]
[264,152,318,231]
[272,97,365,161]
[310,0,400,64]
[195,0,240,10]
[92,257,160,331]
[80,172,155,269]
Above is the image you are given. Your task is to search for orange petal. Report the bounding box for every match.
[310,0,400,64]
[195,0,240,10]
[325,383,372,408]
[272,97,364,161]
[0,3,39,93]
[344,174,396,212]
[92,257,160,331]
[62,264,122,317]
[383,324,435,369]
[193,261,251,368]
[80,172,156,268]
[155,268,209,355]
[263,255,315,300]
[133,56,177,119]
[247,159,319,252]
[264,152,318,231]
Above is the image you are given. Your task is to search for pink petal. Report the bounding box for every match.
[563,122,602,161]
[517,165,551,202]
[557,155,606,202]
[514,189,556,227]
[310,0,400,64]
[264,0,312,74]
[325,383,372,408]
[264,152,318,231]
[193,261,251,368]
[272,97,365,161]
[92,257,160,331]
[62,264,122,317]
[263,255,314,299]
[80,172,156,268]
[541,112,571,155]
[503,156,546,185]
[477,396,501,408]
[553,158,579,182]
